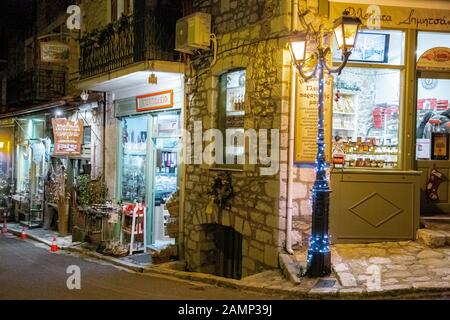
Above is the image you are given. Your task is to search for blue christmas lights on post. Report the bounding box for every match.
[288,10,361,277]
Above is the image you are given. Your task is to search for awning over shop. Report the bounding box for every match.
[0,93,105,120]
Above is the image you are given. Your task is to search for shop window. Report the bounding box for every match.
[417,32,450,61]
[333,29,405,66]
[332,29,404,169]
[218,69,246,165]
[332,67,401,169]
[416,78,450,160]
[83,126,91,146]
[15,117,46,195]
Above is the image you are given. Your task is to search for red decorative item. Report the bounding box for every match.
[437,99,448,111]
[372,107,385,129]
[426,167,447,201]
[334,90,340,103]
[429,98,437,110]
[417,99,425,110]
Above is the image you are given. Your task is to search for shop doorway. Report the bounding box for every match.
[416,73,450,216]
[118,111,180,251]
[414,41,450,217]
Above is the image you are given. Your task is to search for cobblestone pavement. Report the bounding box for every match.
[330,241,450,293]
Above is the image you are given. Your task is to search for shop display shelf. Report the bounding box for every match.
[124,151,147,156]
[345,151,398,156]
[333,127,354,131]
[333,112,355,115]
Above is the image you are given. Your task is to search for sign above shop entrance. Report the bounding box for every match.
[417,47,450,72]
[331,3,450,32]
[52,118,84,155]
[136,90,174,112]
[40,41,70,63]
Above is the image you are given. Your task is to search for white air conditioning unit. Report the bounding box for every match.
[175,12,211,54]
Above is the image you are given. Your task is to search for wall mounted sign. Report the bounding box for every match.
[348,32,390,63]
[417,47,450,72]
[294,76,333,164]
[52,118,84,155]
[136,90,174,112]
[331,3,450,32]
[40,41,70,63]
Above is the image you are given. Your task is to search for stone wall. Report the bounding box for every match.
[80,0,110,34]
[183,0,293,277]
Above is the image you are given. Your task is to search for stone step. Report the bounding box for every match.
[279,253,303,285]
[420,216,450,224]
[416,228,450,248]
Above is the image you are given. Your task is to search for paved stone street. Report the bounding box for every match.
[330,241,450,293]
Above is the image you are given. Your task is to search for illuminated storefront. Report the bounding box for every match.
[323,1,450,242]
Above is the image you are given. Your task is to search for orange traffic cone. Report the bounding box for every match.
[51,237,58,252]
[21,227,27,240]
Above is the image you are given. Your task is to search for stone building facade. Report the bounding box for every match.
[76,0,322,278]
[183,0,295,278]
[181,0,332,278]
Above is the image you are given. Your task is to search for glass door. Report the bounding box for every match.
[416,77,450,160]
[149,112,180,250]
[118,112,180,249]
[119,115,153,248]
[415,73,450,215]
[120,116,148,203]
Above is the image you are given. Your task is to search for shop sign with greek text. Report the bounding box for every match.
[331,2,450,32]
[40,41,70,63]
[136,90,174,112]
[52,118,84,155]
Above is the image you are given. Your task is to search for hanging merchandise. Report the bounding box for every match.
[426,167,447,201]
[31,142,45,165]
[23,145,30,160]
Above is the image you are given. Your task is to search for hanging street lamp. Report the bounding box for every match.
[288,10,361,277]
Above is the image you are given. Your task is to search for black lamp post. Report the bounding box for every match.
[288,10,361,277]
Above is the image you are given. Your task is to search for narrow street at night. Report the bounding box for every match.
[0,234,278,300]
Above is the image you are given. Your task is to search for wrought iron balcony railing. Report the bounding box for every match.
[79,11,180,79]
[7,68,66,106]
